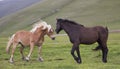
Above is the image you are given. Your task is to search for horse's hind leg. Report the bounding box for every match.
[20,46,25,60]
[93,45,101,51]
[9,42,18,63]
[101,44,108,63]
[93,40,102,51]
[98,40,108,63]
[19,42,25,60]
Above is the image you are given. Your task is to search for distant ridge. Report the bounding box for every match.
[0,0,120,36]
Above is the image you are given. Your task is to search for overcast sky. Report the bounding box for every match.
[0,0,42,18]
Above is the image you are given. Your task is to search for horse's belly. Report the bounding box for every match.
[18,36,30,46]
[81,41,96,45]
[80,37,98,44]
[19,40,30,46]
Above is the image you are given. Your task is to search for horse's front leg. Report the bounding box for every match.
[76,46,82,63]
[71,43,81,64]
[25,43,34,61]
[38,45,44,62]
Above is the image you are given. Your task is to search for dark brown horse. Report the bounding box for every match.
[55,19,109,64]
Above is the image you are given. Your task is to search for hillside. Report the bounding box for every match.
[0,0,120,36]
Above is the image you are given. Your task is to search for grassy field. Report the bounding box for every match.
[0,33,120,69]
[0,0,120,69]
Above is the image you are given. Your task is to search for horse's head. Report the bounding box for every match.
[46,25,55,40]
[55,19,63,34]
[30,20,55,40]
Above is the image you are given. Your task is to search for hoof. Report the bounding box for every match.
[103,60,107,63]
[9,60,14,64]
[77,59,82,64]
[38,57,44,62]
[22,57,26,61]
[75,58,82,64]
[25,57,30,62]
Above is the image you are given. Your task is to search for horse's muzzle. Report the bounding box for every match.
[50,35,55,40]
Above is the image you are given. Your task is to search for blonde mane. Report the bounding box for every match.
[30,20,52,33]
[30,20,47,33]
[47,25,52,32]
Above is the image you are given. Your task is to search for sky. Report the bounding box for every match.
[0,0,41,18]
[0,0,3,1]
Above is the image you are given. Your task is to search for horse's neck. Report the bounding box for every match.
[32,31,46,42]
[62,24,74,34]
[62,24,82,35]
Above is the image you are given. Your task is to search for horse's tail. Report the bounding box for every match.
[105,27,109,39]
[6,34,15,54]
[105,27,109,33]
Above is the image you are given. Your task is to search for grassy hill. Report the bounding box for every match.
[0,0,120,69]
[0,0,120,36]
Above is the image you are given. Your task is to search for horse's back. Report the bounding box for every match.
[93,26,108,36]
[15,30,31,38]
[77,26,108,44]
[94,26,108,32]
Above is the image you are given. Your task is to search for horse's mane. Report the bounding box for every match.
[30,20,48,32]
[63,19,84,27]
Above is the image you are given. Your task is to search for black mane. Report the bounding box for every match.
[59,19,84,27]
[64,19,79,25]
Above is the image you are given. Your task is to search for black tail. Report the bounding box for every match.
[105,27,108,32]
[105,27,109,40]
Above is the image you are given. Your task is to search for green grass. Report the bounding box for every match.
[0,33,120,69]
[0,0,120,69]
[0,0,120,36]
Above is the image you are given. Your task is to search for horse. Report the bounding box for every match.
[6,20,55,63]
[55,18,109,64]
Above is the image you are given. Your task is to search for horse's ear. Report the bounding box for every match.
[56,18,60,21]
[56,18,63,22]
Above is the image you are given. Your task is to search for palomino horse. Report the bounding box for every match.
[6,20,55,63]
[55,19,109,64]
